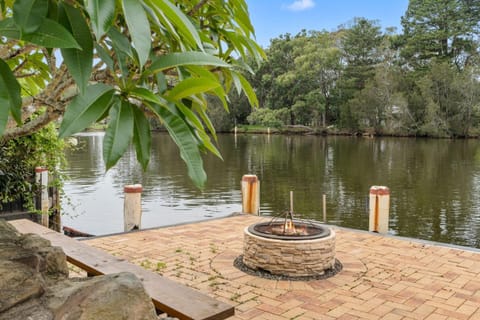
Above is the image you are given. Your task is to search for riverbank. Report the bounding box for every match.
[84,214,480,319]
[232,125,480,139]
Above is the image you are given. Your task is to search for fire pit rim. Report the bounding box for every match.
[247,219,331,241]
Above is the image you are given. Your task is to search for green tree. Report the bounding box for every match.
[336,18,383,130]
[418,62,480,137]
[0,0,264,188]
[289,31,342,127]
[401,0,480,70]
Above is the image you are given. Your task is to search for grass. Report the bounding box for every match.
[235,125,279,133]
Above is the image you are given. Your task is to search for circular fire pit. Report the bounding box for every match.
[243,220,336,277]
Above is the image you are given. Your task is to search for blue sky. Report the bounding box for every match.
[245,0,409,47]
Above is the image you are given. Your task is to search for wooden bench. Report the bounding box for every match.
[10,219,234,320]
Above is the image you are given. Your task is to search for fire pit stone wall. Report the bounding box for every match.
[243,226,336,277]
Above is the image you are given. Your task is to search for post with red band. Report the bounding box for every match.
[124,184,143,232]
[35,167,49,227]
[368,186,390,234]
[241,175,260,215]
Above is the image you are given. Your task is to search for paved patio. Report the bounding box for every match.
[84,214,480,319]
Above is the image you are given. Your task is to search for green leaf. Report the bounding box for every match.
[0,59,22,134]
[108,28,134,81]
[95,44,115,71]
[60,3,94,94]
[132,106,151,170]
[121,0,151,68]
[130,87,168,106]
[145,0,202,50]
[85,0,115,40]
[13,0,48,33]
[150,52,231,72]
[156,72,167,94]
[22,18,81,48]
[233,72,258,108]
[103,99,134,170]
[0,18,21,39]
[59,84,115,138]
[166,77,221,101]
[154,105,206,188]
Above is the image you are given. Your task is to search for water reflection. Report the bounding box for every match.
[63,133,480,248]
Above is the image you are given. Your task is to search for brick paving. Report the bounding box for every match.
[84,214,480,319]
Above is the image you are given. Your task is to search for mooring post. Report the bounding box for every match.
[241,174,260,214]
[368,186,390,233]
[124,184,143,232]
[323,194,327,223]
[35,167,49,227]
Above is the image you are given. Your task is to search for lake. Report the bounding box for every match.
[62,132,480,248]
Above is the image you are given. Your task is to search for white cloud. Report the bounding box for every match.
[286,0,315,11]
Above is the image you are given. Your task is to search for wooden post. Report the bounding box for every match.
[369,186,390,233]
[35,167,49,227]
[241,175,260,214]
[124,184,143,232]
[323,194,327,223]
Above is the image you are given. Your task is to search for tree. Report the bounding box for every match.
[290,31,341,127]
[401,0,480,70]
[335,18,383,130]
[0,0,264,188]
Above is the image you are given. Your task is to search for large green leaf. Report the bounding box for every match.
[0,18,22,39]
[0,59,22,134]
[132,106,151,170]
[60,3,93,94]
[22,18,81,48]
[95,43,114,71]
[108,28,134,82]
[130,87,168,106]
[154,105,206,188]
[103,99,134,170]
[13,0,48,33]
[232,72,259,108]
[145,0,202,50]
[150,52,231,72]
[166,77,221,101]
[85,0,115,40]
[59,84,115,138]
[121,0,151,68]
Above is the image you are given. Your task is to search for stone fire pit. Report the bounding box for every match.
[243,220,336,277]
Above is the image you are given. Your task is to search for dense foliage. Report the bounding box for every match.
[1,0,264,189]
[235,1,480,138]
[0,122,64,209]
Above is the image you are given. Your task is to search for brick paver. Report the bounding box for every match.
[84,214,480,319]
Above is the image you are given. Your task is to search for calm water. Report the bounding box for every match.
[62,132,480,248]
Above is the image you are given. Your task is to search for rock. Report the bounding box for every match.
[0,260,45,313]
[0,299,53,320]
[47,272,157,320]
[0,220,158,320]
[20,233,51,250]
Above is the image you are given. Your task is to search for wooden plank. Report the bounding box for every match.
[10,219,234,320]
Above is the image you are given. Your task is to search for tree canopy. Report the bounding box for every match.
[241,1,480,138]
[0,0,265,188]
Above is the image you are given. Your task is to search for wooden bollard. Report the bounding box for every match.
[124,184,143,232]
[241,175,260,214]
[35,167,49,227]
[369,186,390,234]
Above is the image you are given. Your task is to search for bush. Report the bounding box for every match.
[246,108,288,128]
[0,122,65,210]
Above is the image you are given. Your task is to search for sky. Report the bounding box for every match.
[245,0,410,47]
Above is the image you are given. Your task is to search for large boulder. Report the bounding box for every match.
[47,273,157,320]
[0,220,158,320]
